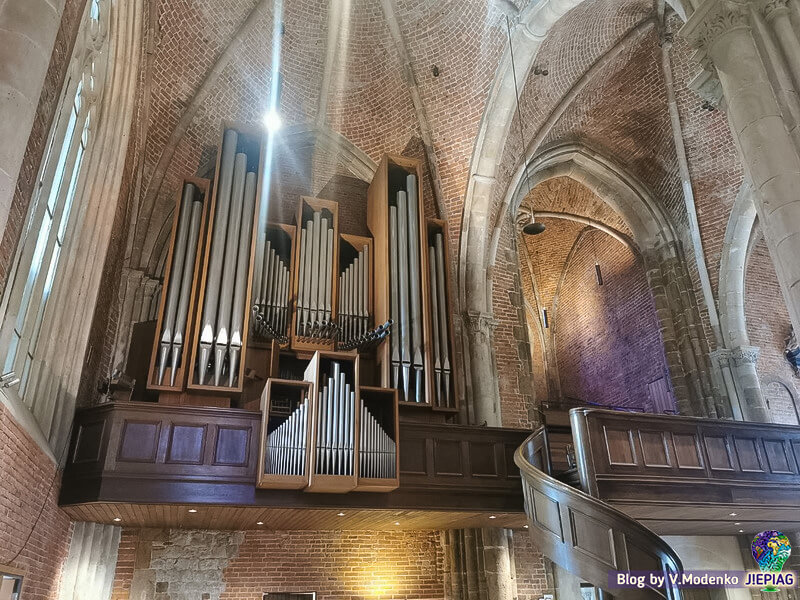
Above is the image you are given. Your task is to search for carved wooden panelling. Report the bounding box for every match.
[504,444,521,478]
[73,420,105,464]
[398,437,426,475]
[671,433,702,469]
[604,428,636,466]
[704,436,734,471]
[166,424,206,464]
[569,508,616,568]
[118,420,160,463]
[433,440,463,476]
[532,488,563,540]
[733,437,762,472]
[639,431,669,468]
[215,426,250,466]
[470,442,497,477]
[763,440,794,474]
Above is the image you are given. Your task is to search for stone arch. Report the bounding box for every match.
[496,144,717,419]
[761,375,800,425]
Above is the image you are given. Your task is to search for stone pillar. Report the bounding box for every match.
[730,345,770,421]
[441,529,516,600]
[682,0,800,339]
[0,0,64,235]
[463,312,502,427]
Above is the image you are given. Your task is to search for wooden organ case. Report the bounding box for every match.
[145,128,458,494]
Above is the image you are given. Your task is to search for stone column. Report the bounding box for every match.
[729,345,770,421]
[463,312,501,427]
[0,0,64,235]
[441,529,516,600]
[682,0,800,339]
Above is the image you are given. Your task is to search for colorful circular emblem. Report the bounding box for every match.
[752,531,792,592]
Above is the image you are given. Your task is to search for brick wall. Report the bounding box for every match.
[511,529,552,600]
[0,0,87,293]
[0,403,73,600]
[555,230,672,410]
[744,231,800,424]
[110,529,139,600]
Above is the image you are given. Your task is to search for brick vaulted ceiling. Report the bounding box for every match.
[124,0,692,273]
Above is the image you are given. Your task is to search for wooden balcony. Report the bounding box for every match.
[569,408,800,535]
[59,402,528,530]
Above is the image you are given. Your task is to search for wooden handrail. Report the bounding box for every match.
[515,428,683,600]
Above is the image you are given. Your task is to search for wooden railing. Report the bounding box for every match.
[515,428,683,600]
[569,407,800,506]
[60,401,527,513]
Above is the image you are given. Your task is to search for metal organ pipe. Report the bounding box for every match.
[359,399,396,479]
[396,191,412,401]
[198,129,237,385]
[266,399,308,476]
[296,211,334,338]
[337,241,371,349]
[405,175,425,402]
[314,361,355,476]
[428,232,452,408]
[389,207,401,387]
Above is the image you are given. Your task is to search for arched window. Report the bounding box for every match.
[0,0,108,404]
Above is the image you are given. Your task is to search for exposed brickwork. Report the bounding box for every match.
[511,529,552,600]
[745,231,800,424]
[555,230,672,409]
[110,529,139,600]
[0,0,88,292]
[0,403,73,600]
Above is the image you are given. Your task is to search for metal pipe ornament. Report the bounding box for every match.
[359,399,396,479]
[426,232,452,407]
[294,210,335,338]
[314,361,355,476]
[266,399,309,476]
[337,242,372,349]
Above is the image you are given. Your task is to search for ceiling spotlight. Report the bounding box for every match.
[337,512,345,517]
[256,521,264,526]
[113,517,121,522]
[735,522,741,526]
[523,525,529,529]
[489,515,497,519]
[739,529,744,533]
[263,110,282,133]
[729,512,737,517]
[394,522,400,526]
[188,509,197,513]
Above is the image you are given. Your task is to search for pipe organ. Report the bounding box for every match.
[147,124,455,493]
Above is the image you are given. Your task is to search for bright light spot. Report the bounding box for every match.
[523,525,529,529]
[113,517,121,522]
[739,529,744,533]
[729,512,737,517]
[735,522,741,525]
[337,512,345,517]
[394,522,400,526]
[188,509,197,513]
[263,110,282,132]
[489,515,496,519]
[257,521,264,525]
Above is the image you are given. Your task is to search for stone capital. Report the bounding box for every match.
[761,0,790,21]
[710,347,733,367]
[731,344,760,366]
[463,311,497,336]
[681,0,751,52]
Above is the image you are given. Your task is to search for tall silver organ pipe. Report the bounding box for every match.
[428,232,452,407]
[157,182,203,386]
[359,400,396,479]
[252,228,291,342]
[338,243,370,347]
[265,399,308,476]
[390,175,424,402]
[314,362,355,476]
[296,211,334,338]
[196,130,257,387]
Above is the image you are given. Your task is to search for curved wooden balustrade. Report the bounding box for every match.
[515,428,683,600]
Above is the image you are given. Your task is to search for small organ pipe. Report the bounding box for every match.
[396,191,412,401]
[389,207,401,387]
[434,233,451,406]
[318,218,329,333]
[199,129,237,385]
[227,170,256,387]
[361,244,369,336]
[300,220,313,335]
[406,174,424,402]
[358,400,396,479]
[266,400,308,476]
[325,228,334,328]
[428,245,442,406]
[170,194,204,386]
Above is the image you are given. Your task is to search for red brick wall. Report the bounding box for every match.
[744,232,800,424]
[110,529,139,600]
[512,529,552,600]
[0,403,73,600]
[555,230,672,410]
[0,0,88,293]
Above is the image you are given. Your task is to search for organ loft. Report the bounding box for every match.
[4,0,800,598]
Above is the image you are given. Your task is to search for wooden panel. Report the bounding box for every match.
[118,421,160,463]
[763,439,793,474]
[215,426,251,466]
[434,440,463,476]
[569,509,616,568]
[603,428,636,466]
[639,431,669,468]
[73,420,105,464]
[672,433,703,469]
[626,544,663,572]
[398,437,426,475]
[532,489,563,539]
[733,436,762,472]
[470,442,497,477]
[166,424,206,464]
[704,436,734,470]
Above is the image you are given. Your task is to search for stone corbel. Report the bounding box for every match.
[710,347,732,367]
[463,312,498,338]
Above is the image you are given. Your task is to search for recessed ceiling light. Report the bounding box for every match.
[394,522,400,526]
[113,517,121,522]
[337,512,345,517]
[188,509,197,513]
[729,512,737,517]
[523,525,529,529]
[739,529,744,533]
[256,521,264,525]
[735,522,741,525]
[489,515,496,519]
